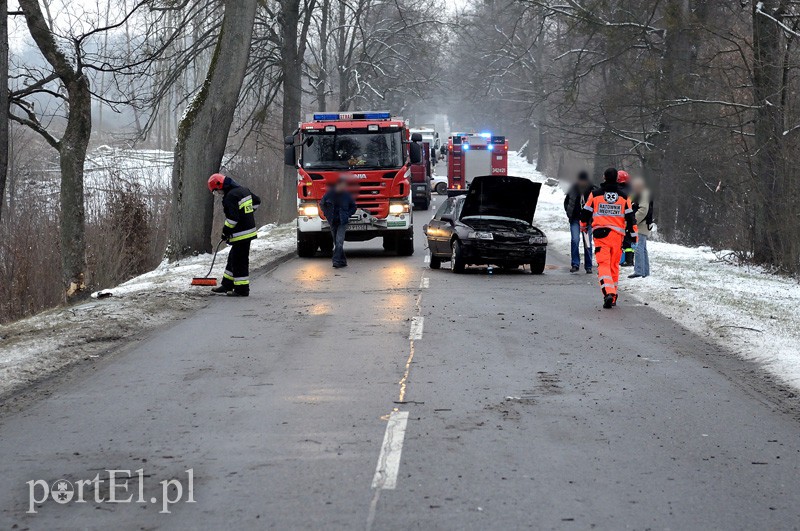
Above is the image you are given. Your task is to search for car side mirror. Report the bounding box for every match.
[441,214,454,224]
[409,142,422,165]
[284,146,296,166]
[284,135,295,146]
[423,224,429,233]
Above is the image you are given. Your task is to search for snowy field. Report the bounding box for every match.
[509,152,800,392]
[0,224,295,398]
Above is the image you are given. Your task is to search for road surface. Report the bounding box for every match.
[1,202,798,530]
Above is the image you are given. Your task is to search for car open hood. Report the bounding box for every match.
[459,176,542,224]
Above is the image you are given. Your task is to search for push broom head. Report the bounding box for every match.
[191,277,218,287]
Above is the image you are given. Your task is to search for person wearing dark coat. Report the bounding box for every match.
[320,176,357,268]
[564,171,598,273]
[207,173,261,297]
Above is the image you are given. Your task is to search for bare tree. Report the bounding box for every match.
[167,0,259,258]
[0,0,8,221]
[16,0,93,298]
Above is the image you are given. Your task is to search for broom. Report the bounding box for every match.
[191,239,224,287]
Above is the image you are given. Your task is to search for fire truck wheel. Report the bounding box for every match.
[383,237,397,252]
[297,234,318,258]
[530,256,546,275]
[430,254,442,269]
[397,236,414,256]
[451,240,466,273]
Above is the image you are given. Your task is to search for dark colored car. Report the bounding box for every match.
[423,176,547,274]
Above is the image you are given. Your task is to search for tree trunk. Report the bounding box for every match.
[278,0,305,223]
[0,0,8,221]
[317,0,330,111]
[19,0,92,298]
[751,0,787,265]
[167,0,258,259]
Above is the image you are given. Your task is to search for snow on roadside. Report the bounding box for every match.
[0,224,295,398]
[509,152,800,392]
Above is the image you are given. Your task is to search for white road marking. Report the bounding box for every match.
[371,411,410,490]
[420,277,430,289]
[424,255,431,264]
[408,317,424,340]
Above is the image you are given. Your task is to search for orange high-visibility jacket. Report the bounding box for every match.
[581,184,636,237]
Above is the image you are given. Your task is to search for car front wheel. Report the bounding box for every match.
[435,182,447,195]
[530,255,546,275]
[451,240,466,273]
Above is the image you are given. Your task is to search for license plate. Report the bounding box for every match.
[347,223,371,231]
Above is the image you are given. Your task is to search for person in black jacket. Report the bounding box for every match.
[207,173,261,297]
[320,176,357,268]
[564,171,598,273]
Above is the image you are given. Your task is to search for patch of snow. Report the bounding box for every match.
[508,151,800,391]
[0,224,296,398]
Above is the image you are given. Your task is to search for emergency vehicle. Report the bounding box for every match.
[447,133,509,190]
[409,126,441,165]
[410,140,432,210]
[284,111,422,257]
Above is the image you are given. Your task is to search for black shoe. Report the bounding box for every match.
[603,295,614,309]
[211,286,231,294]
[570,266,579,273]
[586,269,593,274]
[628,273,642,279]
[227,291,249,297]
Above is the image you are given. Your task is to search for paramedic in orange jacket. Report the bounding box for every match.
[581,168,637,309]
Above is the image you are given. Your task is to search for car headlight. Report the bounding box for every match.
[468,231,494,240]
[529,236,547,245]
[298,204,319,217]
[389,203,410,214]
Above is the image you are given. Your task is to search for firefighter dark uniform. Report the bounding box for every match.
[208,174,261,297]
[581,169,636,309]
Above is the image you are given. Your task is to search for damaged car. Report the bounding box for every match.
[423,175,547,274]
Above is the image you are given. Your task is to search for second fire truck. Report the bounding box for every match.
[447,133,509,190]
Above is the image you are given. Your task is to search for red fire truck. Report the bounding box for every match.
[447,133,509,190]
[284,111,422,257]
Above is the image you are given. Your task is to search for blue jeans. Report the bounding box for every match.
[331,224,347,266]
[634,234,650,277]
[569,221,593,270]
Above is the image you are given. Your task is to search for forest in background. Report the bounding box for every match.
[1,0,798,323]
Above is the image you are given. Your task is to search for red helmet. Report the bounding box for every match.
[617,170,630,184]
[208,173,225,193]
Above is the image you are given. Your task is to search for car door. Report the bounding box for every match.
[427,198,457,255]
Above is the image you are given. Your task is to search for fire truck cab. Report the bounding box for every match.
[284,111,422,257]
[447,133,509,190]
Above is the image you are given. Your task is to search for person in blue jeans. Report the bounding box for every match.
[564,171,597,273]
[629,176,651,278]
[320,176,357,269]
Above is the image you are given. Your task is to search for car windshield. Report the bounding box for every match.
[303,129,404,170]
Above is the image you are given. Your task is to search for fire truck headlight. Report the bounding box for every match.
[468,231,494,240]
[298,204,320,217]
[389,203,409,215]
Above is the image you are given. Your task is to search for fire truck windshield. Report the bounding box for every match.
[302,129,404,170]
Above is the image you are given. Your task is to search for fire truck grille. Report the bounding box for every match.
[356,202,382,215]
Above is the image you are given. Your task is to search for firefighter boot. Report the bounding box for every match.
[211,285,232,295]
[603,294,615,309]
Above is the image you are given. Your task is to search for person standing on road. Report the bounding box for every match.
[320,176,357,269]
[564,171,598,274]
[208,173,261,297]
[616,170,636,267]
[581,168,637,309]
[629,176,651,279]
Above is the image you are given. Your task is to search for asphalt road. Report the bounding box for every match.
[1,202,799,530]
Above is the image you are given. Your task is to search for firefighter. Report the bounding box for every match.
[207,173,261,297]
[617,170,636,267]
[581,168,637,309]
